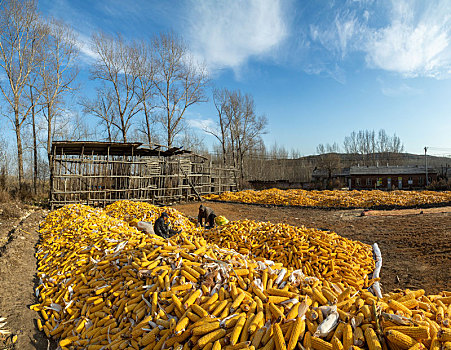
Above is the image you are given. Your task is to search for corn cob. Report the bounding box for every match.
[364,327,381,350]
[385,330,418,349]
[311,336,333,350]
[288,317,305,350]
[199,329,227,348]
[343,324,353,350]
[384,326,429,340]
[273,323,287,350]
[331,336,343,350]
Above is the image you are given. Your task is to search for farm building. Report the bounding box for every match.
[311,168,350,188]
[348,165,437,190]
[50,141,237,208]
[312,165,438,190]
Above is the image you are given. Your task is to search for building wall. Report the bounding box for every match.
[350,173,437,189]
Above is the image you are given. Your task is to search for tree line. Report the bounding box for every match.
[315,129,405,183]
[0,0,411,196]
[0,0,268,193]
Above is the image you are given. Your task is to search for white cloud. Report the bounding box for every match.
[365,1,451,78]
[310,12,361,60]
[306,1,451,79]
[363,10,369,22]
[336,14,358,59]
[304,7,369,83]
[186,0,288,72]
[74,32,99,63]
[187,118,215,132]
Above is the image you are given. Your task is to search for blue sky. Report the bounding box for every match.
[36,0,451,157]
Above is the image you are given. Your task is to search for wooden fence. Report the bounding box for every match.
[50,141,237,209]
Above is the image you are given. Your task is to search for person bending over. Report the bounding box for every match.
[154,212,180,238]
[198,204,217,229]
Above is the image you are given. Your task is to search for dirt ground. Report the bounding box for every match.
[0,206,53,350]
[0,201,449,350]
[174,202,451,294]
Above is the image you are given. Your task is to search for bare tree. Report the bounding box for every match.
[204,88,233,165]
[28,84,39,193]
[130,126,160,145]
[343,131,359,154]
[91,32,142,142]
[180,129,208,155]
[268,142,289,160]
[152,32,209,147]
[230,91,267,182]
[39,18,79,158]
[0,0,45,188]
[316,142,341,182]
[136,40,156,145]
[51,111,94,141]
[344,129,404,165]
[80,87,119,141]
[290,148,302,159]
[209,89,267,185]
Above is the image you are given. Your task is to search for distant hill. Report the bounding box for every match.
[297,152,450,167]
[399,153,451,167]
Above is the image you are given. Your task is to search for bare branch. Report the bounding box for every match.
[0,0,46,187]
[90,32,143,142]
[152,31,209,147]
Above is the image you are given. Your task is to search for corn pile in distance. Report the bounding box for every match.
[204,189,451,208]
[105,201,376,293]
[105,201,195,231]
[32,202,451,350]
[194,220,376,293]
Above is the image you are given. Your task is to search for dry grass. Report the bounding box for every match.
[0,189,12,203]
[0,177,48,207]
[0,202,23,219]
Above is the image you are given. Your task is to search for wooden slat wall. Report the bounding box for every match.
[50,147,237,209]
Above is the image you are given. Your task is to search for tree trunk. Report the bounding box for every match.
[220,127,227,166]
[47,103,54,205]
[239,152,245,184]
[15,109,24,190]
[31,87,38,194]
[167,118,172,147]
[222,142,227,166]
[48,150,53,208]
[143,102,152,145]
[47,103,52,156]
[120,114,127,142]
[145,113,152,145]
[107,126,112,142]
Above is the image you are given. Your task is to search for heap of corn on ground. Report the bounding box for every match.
[32,201,451,350]
[204,189,451,208]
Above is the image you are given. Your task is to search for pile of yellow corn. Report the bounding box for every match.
[193,220,376,292]
[204,189,451,208]
[32,202,451,350]
[105,200,195,231]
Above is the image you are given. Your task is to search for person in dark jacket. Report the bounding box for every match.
[153,212,180,238]
[198,204,217,229]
